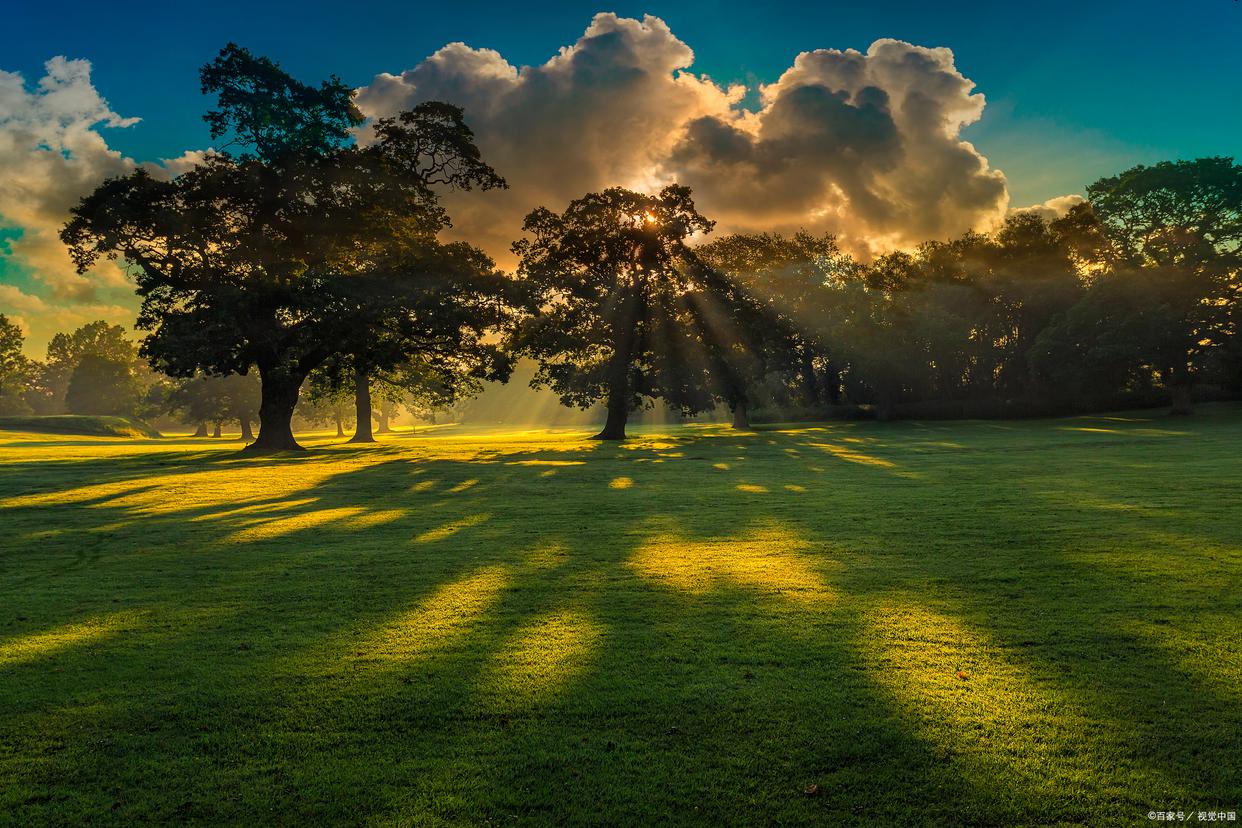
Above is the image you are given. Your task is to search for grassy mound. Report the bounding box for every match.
[0,414,161,438]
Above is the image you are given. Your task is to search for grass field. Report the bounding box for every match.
[2,407,1241,825]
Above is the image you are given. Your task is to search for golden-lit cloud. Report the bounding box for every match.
[1008,193,1086,222]
[356,15,1014,262]
[0,58,204,352]
[355,13,742,263]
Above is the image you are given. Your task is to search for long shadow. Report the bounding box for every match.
[1,415,1240,822]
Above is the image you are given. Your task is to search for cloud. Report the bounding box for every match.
[0,57,144,303]
[0,283,133,356]
[2,17,1024,352]
[670,39,1010,255]
[0,57,205,353]
[356,13,742,262]
[1008,193,1086,222]
[356,16,1011,261]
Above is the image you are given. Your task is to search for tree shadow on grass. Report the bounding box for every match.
[1,417,1240,823]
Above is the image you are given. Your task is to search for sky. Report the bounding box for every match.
[2,0,1239,355]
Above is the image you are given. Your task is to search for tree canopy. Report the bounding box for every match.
[513,185,729,439]
[62,45,515,452]
[1082,157,1242,412]
[0,315,32,416]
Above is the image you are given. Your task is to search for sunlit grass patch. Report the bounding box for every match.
[0,611,143,667]
[414,513,490,543]
[228,505,370,540]
[483,609,602,705]
[803,441,897,469]
[628,522,835,605]
[344,565,511,666]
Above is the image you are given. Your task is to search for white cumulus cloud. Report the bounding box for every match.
[1008,193,1086,222]
[0,57,202,353]
[356,15,1013,261]
[356,13,743,261]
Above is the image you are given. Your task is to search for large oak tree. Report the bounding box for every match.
[62,45,512,452]
[513,185,725,440]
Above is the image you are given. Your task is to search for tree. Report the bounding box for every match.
[1029,272,1159,404]
[0,315,32,415]
[167,376,228,437]
[828,254,921,420]
[513,185,724,440]
[697,232,853,424]
[382,355,484,434]
[39,321,138,412]
[373,391,401,434]
[62,45,511,453]
[300,371,355,438]
[1085,157,1242,413]
[167,373,261,440]
[65,354,142,416]
[221,373,262,441]
[309,238,520,445]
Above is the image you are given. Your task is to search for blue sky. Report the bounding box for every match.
[1,0,1239,353]
[5,0,1239,205]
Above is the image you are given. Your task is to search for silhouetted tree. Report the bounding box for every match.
[301,371,355,438]
[65,354,142,416]
[1029,271,1160,403]
[829,254,924,420]
[62,45,510,453]
[697,232,853,423]
[513,185,721,439]
[35,321,138,413]
[309,238,520,444]
[167,376,228,437]
[0,315,32,415]
[1085,157,1242,413]
[166,371,261,439]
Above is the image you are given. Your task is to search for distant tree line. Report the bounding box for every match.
[0,318,156,420]
[9,44,1232,449]
[0,316,451,440]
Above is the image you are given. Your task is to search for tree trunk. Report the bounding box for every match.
[822,361,842,405]
[350,365,375,443]
[731,399,751,430]
[193,421,208,438]
[335,416,344,438]
[800,349,820,406]
[239,414,254,442]
[593,346,631,441]
[875,388,897,422]
[211,422,222,439]
[593,290,638,441]
[1170,369,1193,416]
[245,365,305,453]
[375,403,392,433]
[594,395,628,440]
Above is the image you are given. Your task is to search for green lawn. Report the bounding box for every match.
[2,408,1240,825]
